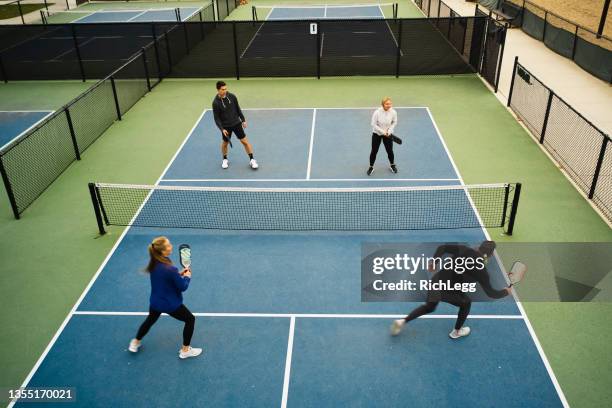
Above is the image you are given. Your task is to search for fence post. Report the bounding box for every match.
[493,24,507,93]
[17,1,25,24]
[164,30,173,72]
[571,26,578,59]
[110,77,122,121]
[65,108,81,160]
[44,0,49,12]
[427,0,431,17]
[506,183,522,235]
[395,19,403,78]
[183,22,190,53]
[71,25,86,82]
[478,15,490,74]
[141,48,151,91]
[212,0,217,21]
[88,183,106,235]
[507,56,519,107]
[540,90,553,144]
[460,16,467,55]
[542,11,547,41]
[588,137,609,199]
[232,22,240,79]
[0,157,20,219]
[151,27,163,79]
[0,54,7,83]
[437,0,441,18]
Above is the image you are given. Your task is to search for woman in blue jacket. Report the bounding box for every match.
[129,236,202,359]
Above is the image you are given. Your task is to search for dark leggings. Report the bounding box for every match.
[369,133,394,166]
[136,304,195,346]
[404,292,472,330]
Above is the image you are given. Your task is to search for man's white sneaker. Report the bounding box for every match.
[390,319,405,336]
[449,327,471,339]
[179,346,203,359]
[128,339,141,353]
[221,159,229,169]
[250,159,259,169]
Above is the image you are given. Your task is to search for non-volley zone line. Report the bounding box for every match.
[74,311,524,319]
[162,178,462,182]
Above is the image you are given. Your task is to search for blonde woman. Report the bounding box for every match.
[128,237,202,359]
[368,97,398,176]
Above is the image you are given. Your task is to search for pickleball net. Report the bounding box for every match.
[88,182,522,234]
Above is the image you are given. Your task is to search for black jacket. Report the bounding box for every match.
[212,92,245,130]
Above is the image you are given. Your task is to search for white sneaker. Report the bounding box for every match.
[390,319,405,336]
[128,339,141,353]
[179,346,203,359]
[221,159,229,169]
[449,326,471,339]
[250,159,259,169]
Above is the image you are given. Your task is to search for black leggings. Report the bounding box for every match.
[369,133,394,166]
[404,292,472,330]
[136,304,195,346]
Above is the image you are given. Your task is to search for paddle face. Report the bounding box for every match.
[390,134,402,145]
[179,244,191,268]
[508,261,527,285]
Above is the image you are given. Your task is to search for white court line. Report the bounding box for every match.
[319,32,324,58]
[74,311,524,319]
[281,316,295,408]
[306,109,317,180]
[51,37,97,60]
[242,107,428,110]
[126,10,149,22]
[425,107,569,408]
[324,4,328,18]
[0,110,55,152]
[240,18,268,58]
[161,178,461,182]
[8,110,209,408]
[0,110,53,113]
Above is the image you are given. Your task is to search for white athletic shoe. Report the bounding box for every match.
[179,346,203,359]
[250,159,259,169]
[449,326,471,339]
[221,159,229,169]
[128,339,141,353]
[390,319,405,336]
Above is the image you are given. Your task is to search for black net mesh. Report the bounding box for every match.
[480,18,505,89]
[93,183,519,231]
[509,65,549,139]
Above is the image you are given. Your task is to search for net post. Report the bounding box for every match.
[501,183,510,227]
[493,24,507,93]
[232,22,240,80]
[71,25,86,82]
[506,183,521,236]
[395,19,403,78]
[141,48,151,91]
[507,56,518,107]
[540,90,554,144]
[0,156,20,219]
[88,183,106,235]
[64,107,81,160]
[588,136,609,199]
[110,77,122,121]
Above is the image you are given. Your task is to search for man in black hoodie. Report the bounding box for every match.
[390,241,512,339]
[212,81,258,170]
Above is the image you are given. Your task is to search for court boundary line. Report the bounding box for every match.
[161,178,462,182]
[74,311,524,319]
[126,10,149,22]
[242,107,427,110]
[425,107,569,407]
[306,109,317,179]
[281,316,295,408]
[8,110,209,408]
[0,110,55,152]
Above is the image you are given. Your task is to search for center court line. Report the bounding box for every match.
[7,110,210,408]
[281,316,295,408]
[161,178,462,182]
[425,107,569,407]
[306,109,317,179]
[73,311,524,319]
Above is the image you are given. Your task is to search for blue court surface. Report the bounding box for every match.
[263,4,388,20]
[70,7,202,23]
[0,111,53,152]
[15,108,566,407]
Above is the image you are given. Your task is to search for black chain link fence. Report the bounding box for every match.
[508,59,611,224]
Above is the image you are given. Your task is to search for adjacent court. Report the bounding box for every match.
[0,111,53,151]
[15,108,565,407]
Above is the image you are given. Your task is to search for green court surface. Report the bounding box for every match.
[0,76,611,407]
